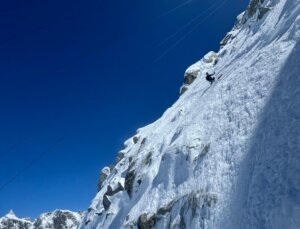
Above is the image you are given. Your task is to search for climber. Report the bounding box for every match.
[205,72,215,85]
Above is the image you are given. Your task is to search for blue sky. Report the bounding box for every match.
[0,0,249,219]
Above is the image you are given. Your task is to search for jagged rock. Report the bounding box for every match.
[257,7,270,20]
[97,167,111,191]
[103,195,111,211]
[104,182,124,196]
[137,214,156,229]
[180,51,218,96]
[153,191,217,228]
[241,0,270,23]
[220,33,234,47]
[144,152,153,166]
[137,138,147,153]
[133,136,140,144]
[157,202,173,215]
[247,0,260,16]
[184,72,198,85]
[125,170,136,198]
[220,0,270,49]
[116,151,125,163]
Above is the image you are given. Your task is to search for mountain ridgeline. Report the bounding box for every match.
[3,0,299,228]
[81,0,300,228]
[0,210,82,229]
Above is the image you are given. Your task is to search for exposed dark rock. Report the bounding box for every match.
[154,190,218,228]
[52,212,68,229]
[137,214,156,229]
[137,138,147,154]
[109,164,115,171]
[144,152,153,166]
[97,167,111,192]
[129,156,133,163]
[258,7,270,20]
[220,33,234,47]
[116,151,125,163]
[104,182,124,196]
[242,0,270,23]
[137,179,142,185]
[157,201,174,215]
[184,72,198,85]
[103,195,111,211]
[125,170,136,198]
[248,0,261,17]
[133,136,139,144]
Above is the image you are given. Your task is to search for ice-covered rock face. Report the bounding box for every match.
[0,210,83,229]
[81,0,300,228]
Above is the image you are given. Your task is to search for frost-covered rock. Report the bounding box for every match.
[80,0,300,228]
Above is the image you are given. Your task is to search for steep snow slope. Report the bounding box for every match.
[0,210,83,229]
[80,0,300,228]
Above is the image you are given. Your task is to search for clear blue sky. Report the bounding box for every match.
[0,0,249,219]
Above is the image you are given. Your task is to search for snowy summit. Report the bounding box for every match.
[79,0,300,228]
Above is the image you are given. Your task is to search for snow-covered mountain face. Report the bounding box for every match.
[0,211,32,229]
[0,210,83,229]
[81,0,300,228]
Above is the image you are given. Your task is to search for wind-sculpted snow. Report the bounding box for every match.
[80,0,300,228]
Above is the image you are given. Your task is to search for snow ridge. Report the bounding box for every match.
[80,0,300,228]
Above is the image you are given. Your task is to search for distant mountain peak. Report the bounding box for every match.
[6,210,17,219]
[0,209,83,229]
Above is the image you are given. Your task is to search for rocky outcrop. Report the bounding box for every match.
[180,51,218,95]
[102,195,112,211]
[132,191,217,229]
[137,214,156,229]
[125,169,136,198]
[220,0,271,47]
[97,167,111,191]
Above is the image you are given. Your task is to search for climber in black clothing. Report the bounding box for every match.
[205,72,215,85]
